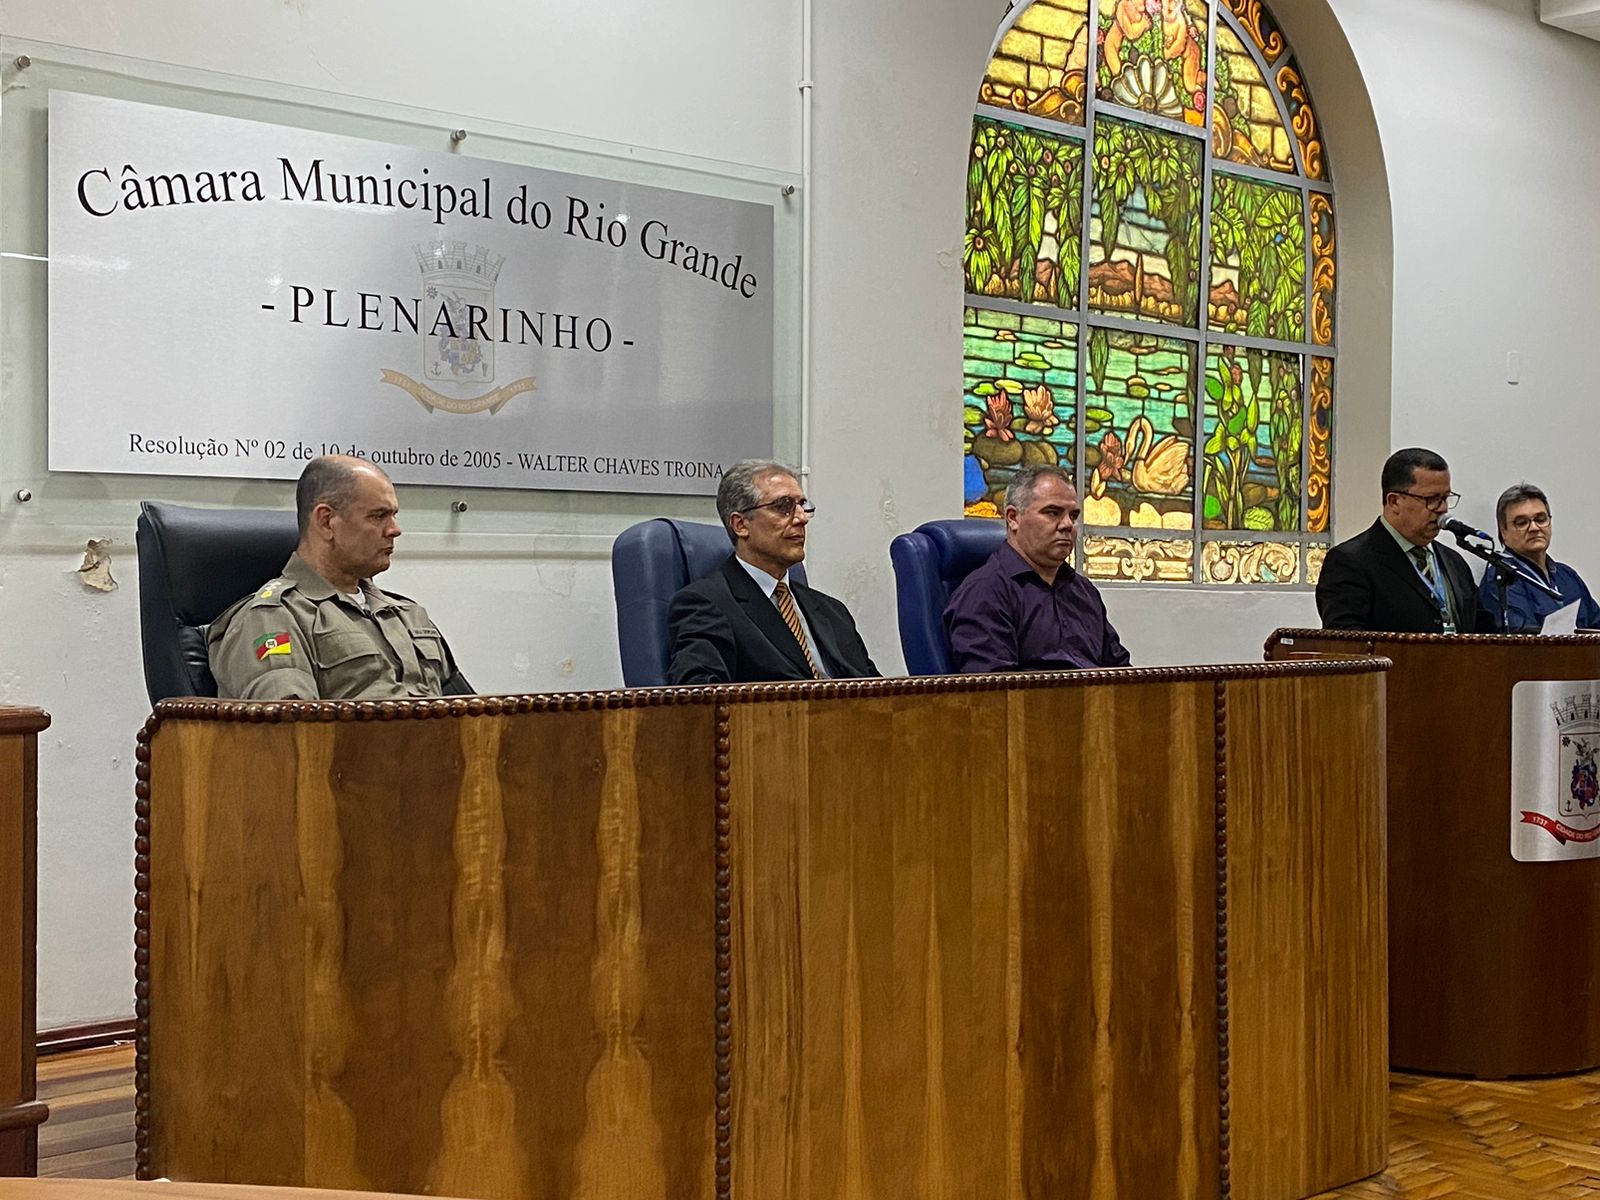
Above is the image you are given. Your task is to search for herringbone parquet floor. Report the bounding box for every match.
[1315,1072,1600,1199]
[32,1045,1600,1196]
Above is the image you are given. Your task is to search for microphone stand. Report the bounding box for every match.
[1450,530,1563,632]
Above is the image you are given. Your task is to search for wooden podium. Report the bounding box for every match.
[1267,629,1600,1078]
[0,708,49,1177]
[136,663,1387,1200]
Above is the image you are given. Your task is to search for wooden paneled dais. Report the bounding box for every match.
[140,665,1386,1200]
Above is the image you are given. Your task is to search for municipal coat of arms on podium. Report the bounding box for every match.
[1511,682,1600,860]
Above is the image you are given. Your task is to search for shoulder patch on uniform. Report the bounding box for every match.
[253,632,293,660]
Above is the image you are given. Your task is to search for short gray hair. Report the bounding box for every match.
[296,455,376,538]
[1004,464,1074,514]
[715,459,799,542]
[1495,481,1550,531]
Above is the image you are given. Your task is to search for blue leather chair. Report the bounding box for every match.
[889,518,1007,675]
[611,518,808,687]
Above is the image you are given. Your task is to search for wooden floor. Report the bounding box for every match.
[29,1045,1600,1196]
[35,1045,135,1181]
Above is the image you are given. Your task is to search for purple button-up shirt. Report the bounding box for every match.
[944,542,1131,672]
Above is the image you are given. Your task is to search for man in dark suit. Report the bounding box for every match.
[1316,447,1489,633]
[666,459,880,684]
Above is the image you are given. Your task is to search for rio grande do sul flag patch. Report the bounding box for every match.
[253,632,293,660]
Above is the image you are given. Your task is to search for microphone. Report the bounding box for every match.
[1441,517,1493,541]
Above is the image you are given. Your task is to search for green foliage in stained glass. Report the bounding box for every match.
[1203,347,1302,532]
[966,118,1083,308]
[1208,172,1305,339]
[1088,118,1203,326]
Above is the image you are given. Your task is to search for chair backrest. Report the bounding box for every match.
[136,501,300,705]
[611,518,808,687]
[889,518,1008,675]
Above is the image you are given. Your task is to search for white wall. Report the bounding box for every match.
[1331,0,1600,584]
[2,0,1597,1026]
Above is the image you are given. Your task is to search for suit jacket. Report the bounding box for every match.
[1316,519,1490,633]
[666,556,880,685]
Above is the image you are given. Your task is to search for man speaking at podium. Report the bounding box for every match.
[1316,447,1488,633]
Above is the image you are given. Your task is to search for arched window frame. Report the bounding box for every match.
[964,0,1335,588]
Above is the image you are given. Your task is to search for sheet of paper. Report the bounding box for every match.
[1540,600,1579,635]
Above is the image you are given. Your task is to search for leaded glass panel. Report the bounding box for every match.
[1214,22,1295,173]
[963,0,1333,588]
[1202,346,1301,532]
[1095,0,1210,127]
[1310,192,1336,346]
[981,0,1092,125]
[1088,118,1203,326]
[1082,534,1194,582]
[966,117,1084,307]
[964,308,1079,517]
[1207,172,1304,339]
[1084,328,1195,529]
[1222,0,1286,62]
[1201,539,1300,584]
[1307,356,1332,533]
[1305,543,1328,585]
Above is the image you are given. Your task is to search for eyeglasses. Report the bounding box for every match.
[1509,512,1551,530]
[741,495,815,519]
[1393,490,1461,512]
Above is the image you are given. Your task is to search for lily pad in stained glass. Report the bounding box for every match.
[1095,0,1210,128]
[1214,20,1295,173]
[1088,118,1203,326]
[980,0,1092,126]
[963,307,1079,517]
[1202,346,1302,533]
[1207,172,1304,339]
[1083,327,1195,530]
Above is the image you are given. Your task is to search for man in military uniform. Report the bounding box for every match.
[208,455,469,700]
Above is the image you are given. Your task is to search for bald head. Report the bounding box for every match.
[294,456,402,591]
[296,455,385,539]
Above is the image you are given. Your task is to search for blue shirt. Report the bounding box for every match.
[944,542,1130,672]
[1476,550,1600,632]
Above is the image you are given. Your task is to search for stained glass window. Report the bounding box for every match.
[964,0,1333,588]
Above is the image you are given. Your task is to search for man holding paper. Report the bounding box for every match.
[1477,482,1600,632]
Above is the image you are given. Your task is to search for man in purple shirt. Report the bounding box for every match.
[944,464,1130,672]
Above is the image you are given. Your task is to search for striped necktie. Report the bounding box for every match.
[1410,545,1451,623]
[773,582,822,679]
[1409,544,1435,586]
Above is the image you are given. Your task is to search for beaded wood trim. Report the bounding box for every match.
[131,658,1389,1183]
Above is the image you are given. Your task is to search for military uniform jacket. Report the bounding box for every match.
[207,552,460,700]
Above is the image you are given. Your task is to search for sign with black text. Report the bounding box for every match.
[47,91,775,493]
